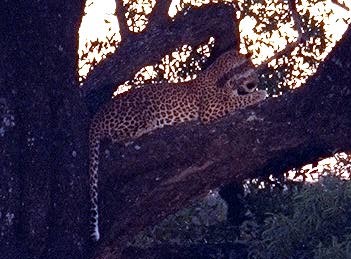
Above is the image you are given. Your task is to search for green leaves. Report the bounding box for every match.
[242,176,351,259]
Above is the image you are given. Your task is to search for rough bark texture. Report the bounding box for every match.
[94,27,351,258]
[0,1,90,258]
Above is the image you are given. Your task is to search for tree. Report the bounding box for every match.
[0,1,350,259]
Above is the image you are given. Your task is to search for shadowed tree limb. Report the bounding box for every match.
[93,26,351,258]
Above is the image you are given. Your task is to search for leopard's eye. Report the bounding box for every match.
[246,82,256,89]
[237,87,247,95]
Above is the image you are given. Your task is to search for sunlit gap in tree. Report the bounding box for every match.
[114,37,215,95]
[246,152,351,191]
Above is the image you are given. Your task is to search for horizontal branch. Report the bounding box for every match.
[93,26,351,258]
[81,4,238,114]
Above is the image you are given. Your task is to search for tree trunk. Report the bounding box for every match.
[0,1,90,258]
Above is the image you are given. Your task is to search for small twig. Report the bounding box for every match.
[257,40,299,69]
[287,0,304,42]
[331,0,350,11]
[232,1,243,22]
[115,0,131,39]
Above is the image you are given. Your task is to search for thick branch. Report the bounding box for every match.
[82,4,238,114]
[93,26,351,258]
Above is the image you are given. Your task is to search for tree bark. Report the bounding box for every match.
[1,1,90,258]
[94,26,351,258]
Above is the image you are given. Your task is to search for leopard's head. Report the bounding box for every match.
[216,54,260,96]
[235,71,259,96]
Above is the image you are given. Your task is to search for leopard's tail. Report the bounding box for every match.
[88,126,101,241]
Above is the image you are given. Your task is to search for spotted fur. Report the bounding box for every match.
[88,49,266,241]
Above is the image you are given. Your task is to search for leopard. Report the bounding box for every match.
[88,49,267,241]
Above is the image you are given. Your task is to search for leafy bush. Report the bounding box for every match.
[130,190,235,248]
[241,176,351,259]
[129,176,351,259]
